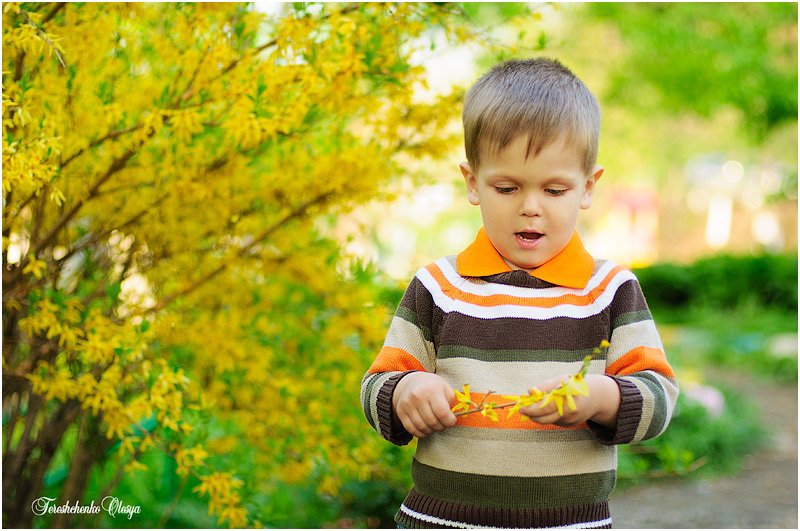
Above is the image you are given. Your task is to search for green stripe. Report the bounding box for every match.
[437,345,600,363]
[395,306,433,342]
[612,309,652,329]
[410,459,616,510]
[632,372,669,440]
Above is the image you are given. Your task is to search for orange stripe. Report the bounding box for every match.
[367,346,426,374]
[427,263,625,309]
[453,392,587,431]
[606,346,676,378]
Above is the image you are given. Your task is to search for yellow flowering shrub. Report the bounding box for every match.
[1,2,518,528]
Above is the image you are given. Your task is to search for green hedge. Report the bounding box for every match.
[633,253,798,311]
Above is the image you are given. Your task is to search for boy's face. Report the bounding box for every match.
[460,135,603,271]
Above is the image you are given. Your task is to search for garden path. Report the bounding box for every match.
[609,369,797,528]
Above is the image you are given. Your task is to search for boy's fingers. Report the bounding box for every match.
[414,398,457,435]
[400,408,428,436]
[520,401,557,419]
[529,377,564,395]
[521,407,559,425]
[536,413,562,425]
[432,400,458,429]
[418,404,446,432]
[432,396,458,426]
[444,385,456,403]
[406,412,432,438]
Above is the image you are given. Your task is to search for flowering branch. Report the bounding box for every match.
[18,9,66,68]
[452,340,610,420]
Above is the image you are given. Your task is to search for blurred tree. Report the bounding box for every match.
[584,3,797,140]
[1,2,487,527]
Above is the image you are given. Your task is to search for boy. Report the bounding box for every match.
[360,58,678,529]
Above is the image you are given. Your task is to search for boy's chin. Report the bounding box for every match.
[501,256,544,272]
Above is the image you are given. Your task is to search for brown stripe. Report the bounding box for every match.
[437,312,612,352]
[397,488,611,528]
[609,279,650,328]
[398,277,436,320]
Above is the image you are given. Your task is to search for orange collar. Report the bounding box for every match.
[456,227,594,289]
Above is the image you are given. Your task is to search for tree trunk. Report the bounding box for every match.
[52,412,111,528]
[2,398,81,528]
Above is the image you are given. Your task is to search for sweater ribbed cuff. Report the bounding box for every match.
[376,371,417,446]
[587,376,642,446]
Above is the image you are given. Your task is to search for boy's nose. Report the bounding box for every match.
[519,192,542,217]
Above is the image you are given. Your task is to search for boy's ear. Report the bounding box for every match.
[460,161,480,206]
[580,165,604,210]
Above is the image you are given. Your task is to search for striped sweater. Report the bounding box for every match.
[361,228,679,529]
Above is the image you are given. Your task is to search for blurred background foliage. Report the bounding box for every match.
[2,2,796,529]
[587,2,797,138]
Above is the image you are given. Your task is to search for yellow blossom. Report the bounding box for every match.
[451,383,475,413]
[175,446,209,477]
[123,460,148,474]
[565,373,590,398]
[540,389,566,416]
[480,404,499,421]
[22,257,46,278]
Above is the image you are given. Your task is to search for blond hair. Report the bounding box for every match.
[462,57,601,175]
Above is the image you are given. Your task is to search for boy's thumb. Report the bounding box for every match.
[444,385,456,403]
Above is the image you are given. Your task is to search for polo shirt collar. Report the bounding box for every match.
[456,227,594,289]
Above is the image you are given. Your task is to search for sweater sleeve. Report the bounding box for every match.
[360,274,438,446]
[588,274,679,446]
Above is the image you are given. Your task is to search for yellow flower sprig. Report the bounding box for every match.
[452,340,610,420]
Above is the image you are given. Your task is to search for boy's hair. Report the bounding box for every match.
[463,57,601,176]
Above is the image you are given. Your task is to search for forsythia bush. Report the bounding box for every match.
[1,2,516,527]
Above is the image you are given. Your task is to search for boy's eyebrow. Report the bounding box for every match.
[544,174,583,183]
[482,170,515,180]
[482,171,525,183]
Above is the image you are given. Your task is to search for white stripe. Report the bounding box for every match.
[416,264,634,320]
[399,504,612,529]
[607,320,665,367]
[382,316,436,372]
[432,258,625,300]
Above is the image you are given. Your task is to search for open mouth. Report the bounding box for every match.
[516,232,543,241]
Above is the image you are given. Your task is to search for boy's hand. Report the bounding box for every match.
[520,375,621,428]
[393,372,457,438]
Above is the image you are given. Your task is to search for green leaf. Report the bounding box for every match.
[106,282,122,302]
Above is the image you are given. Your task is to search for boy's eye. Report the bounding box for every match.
[545,188,567,196]
[495,186,517,194]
